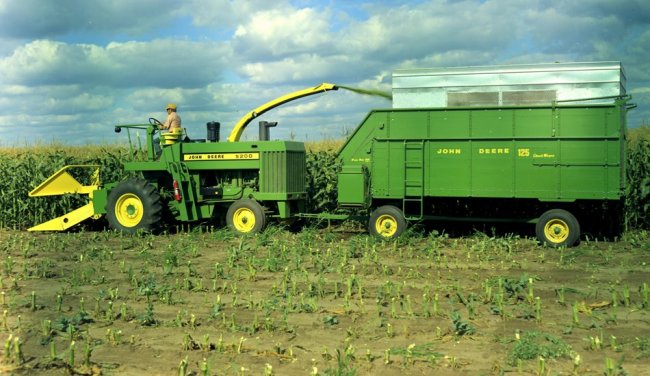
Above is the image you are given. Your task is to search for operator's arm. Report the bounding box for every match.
[160,114,172,130]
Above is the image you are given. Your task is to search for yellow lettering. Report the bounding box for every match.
[437,148,462,155]
[183,152,259,161]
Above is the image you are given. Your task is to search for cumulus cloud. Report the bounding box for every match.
[185,0,291,29]
[0,39,230,88]
[233,7,333,57]
[1,0,650,146]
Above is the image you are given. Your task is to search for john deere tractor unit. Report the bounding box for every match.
[28,84,337,235]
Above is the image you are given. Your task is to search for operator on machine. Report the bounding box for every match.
[160,103,182,132]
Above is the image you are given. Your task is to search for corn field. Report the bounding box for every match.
[625,137,650,228]
[1,134,650,231]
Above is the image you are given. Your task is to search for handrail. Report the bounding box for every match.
[553,94,631,104]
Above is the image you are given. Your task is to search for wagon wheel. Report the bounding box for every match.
[226,199,267,235]
[535,209,580,247]
[106,179,162,233]
[369,205,407,240]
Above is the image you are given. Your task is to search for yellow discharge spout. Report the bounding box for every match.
[227,83,338,142]
[28,165,101,231]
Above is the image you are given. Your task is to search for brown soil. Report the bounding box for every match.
[0,228,648,375]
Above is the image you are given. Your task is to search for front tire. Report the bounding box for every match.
[536,209,580,247]
[369,205,407,240]
[226,199,266,235]
[106,179,162,233]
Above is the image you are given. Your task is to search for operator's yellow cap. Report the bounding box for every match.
[166,103,177,110]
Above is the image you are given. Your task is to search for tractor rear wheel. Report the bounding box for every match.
[106,179,162,233]
[369,205,407,240]
[536,209,580,247]
[226,199,266,235]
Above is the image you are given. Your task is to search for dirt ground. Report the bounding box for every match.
[0,226,648,375]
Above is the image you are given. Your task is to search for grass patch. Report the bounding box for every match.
[508,331,572,365]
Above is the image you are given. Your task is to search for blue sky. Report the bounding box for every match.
[0,0,649,145]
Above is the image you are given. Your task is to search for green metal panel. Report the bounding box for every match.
[337,165,367,205]
[558,106,606,137]
[429,110,470,138]
[389,111,428,138]
[513,108,553,137]
[370,141,398,197]
[471,141,515,196]
[471,109,514,138]
[338,99,628,207]
[337,111,388,204]
[513,140,559,198]
[337,111,388,166]
[92,187,108,214]
[427,141,470,196]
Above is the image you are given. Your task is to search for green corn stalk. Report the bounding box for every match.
[572,302,580,326]
[640,282,648,309]
[69,341,76,367]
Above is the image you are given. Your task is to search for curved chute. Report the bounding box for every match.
[227,83,338,142]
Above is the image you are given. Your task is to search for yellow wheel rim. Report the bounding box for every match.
[233,208,256,233]
[115,193,144,228]
[375,214,398,238]
[544,219,569,244]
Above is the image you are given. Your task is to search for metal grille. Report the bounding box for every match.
[261,151,306,193]
[502,90,556,105]
[448,92,499,107]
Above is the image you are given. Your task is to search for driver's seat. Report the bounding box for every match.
[161,127,183,145]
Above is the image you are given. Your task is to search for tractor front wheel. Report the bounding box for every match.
[106,179,162,233]
[536,209,580,247]
[369,205,407,240]
[226,199,266,235]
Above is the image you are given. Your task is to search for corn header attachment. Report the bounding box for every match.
[28,165,101,231]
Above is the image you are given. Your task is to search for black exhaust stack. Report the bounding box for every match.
[206,122,220,142]
[259,121,278,141]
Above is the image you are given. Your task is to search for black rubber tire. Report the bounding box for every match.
[368,205,407,240]
[535,209,580,247]
[106,179,163,233]
[226,199,267,235]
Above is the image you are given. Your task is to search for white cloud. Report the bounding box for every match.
[185,0,289,29]
[0,39,230,88]
[1,0,650,146]
[238,54,360,84]
[234,7,332,57]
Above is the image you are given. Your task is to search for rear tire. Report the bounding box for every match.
[226,199,266,235]
[369,205,407,240]
[536,209,580,247]
[106,179,162,233]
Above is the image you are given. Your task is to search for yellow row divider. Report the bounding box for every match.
[28,165,101,231]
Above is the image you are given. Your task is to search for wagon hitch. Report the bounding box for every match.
[28,165,101,231]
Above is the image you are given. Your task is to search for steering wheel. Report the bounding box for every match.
[149,117,163,128]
